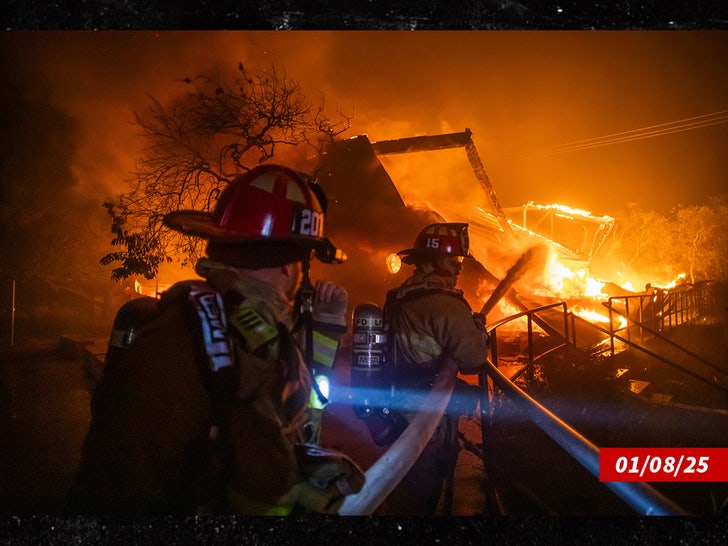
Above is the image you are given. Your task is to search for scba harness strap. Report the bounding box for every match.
[361,283,480,446]
[383,282,471,376]
[187,283,235,374]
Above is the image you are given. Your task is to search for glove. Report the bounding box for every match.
[294,444,365,514]
[312,280,348,327]
[363,407,409,446]
[472,311,486,331]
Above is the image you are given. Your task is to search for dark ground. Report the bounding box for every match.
[484,322,728,516]
[0,338,94,514]
[0,321,726,518]
[0,299,121,515]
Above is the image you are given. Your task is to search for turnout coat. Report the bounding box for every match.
[68,268,344,515]
[377,268,489,515]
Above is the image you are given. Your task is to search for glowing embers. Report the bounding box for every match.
[629,379,651,395]
[571,306,610,324]
[591,325,629,351]
[571,305,628,330]
[523,202,612,221]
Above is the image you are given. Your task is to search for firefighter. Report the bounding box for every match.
[379,222,489,515]
[68,164,363,515]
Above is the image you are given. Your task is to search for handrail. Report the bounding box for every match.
[486,301,569,335]
[483,300,695,515]
[604,300,726,378]
[487,301,570,382]
[569,312,727,394]
[482,358,690,515]
[606,283,713,338]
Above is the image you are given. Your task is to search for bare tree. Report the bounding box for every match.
[101,63,352,280]
[596,196,728,286]
[672,195,728,284]
[614,203,673,273]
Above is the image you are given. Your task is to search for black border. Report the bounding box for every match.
[1,514,728,543]
[2,0,727,543]
[2,0,727,30]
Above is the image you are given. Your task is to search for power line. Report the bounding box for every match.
[511,110,728,160]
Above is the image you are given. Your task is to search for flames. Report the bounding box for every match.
[653,272,687,290]
[529,247,690,332]
[540,249,635,328]
[511,245,634,329]
[539,252,607,300]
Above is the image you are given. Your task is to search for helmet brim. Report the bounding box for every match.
[163,210,239,241]
[164,210,346,264]
[397,248,433,265]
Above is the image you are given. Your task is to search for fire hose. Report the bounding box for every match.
[339,248,545,515]
[479,245,544,317]
[337,357,459,515]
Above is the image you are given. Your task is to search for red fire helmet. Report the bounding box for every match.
[398,222,470,265]
[163,164,345,265]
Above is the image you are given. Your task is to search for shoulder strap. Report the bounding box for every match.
[159,281,238,403]
[382,283,472,378]
[184,282,235,374]
[171,281,239,513]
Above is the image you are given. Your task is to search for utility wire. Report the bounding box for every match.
[511,110,728,160]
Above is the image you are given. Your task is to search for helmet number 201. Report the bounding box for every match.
[299,209,324,237]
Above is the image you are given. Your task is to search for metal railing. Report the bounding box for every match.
[486,301,570,382]
[479,301,691,515]
[606,282,714,343]
[571,310,728,393]
[594,281,726,392]
[480,358,689,515]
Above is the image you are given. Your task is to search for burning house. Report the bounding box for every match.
[315,129,726,410]
[316,129,628,330]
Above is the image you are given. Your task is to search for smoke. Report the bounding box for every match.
[3,31,726,209]
[2,31,726,303]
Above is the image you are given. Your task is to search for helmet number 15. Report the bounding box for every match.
[299,209,324,237]
[425,237,440,249]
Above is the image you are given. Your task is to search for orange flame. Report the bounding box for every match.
[538,250,607,300]
[534,248,635,327]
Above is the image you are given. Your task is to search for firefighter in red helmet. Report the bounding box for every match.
[69,165,363,515]
[379,222,489,515]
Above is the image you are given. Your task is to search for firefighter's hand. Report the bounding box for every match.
[472,311,487,331]
[312,280,348,327]
[294,444,365,514]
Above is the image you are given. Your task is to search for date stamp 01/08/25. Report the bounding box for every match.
[600,448,728,482]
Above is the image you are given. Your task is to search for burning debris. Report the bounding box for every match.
[319,130,652,334]
[315,126,728,419]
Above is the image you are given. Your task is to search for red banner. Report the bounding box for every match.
[600,448,728,482]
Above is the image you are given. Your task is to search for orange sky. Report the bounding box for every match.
[2,30,726,216]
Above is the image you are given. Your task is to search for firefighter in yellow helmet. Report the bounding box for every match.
[68,164,363,515]
[379,222,489,515]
